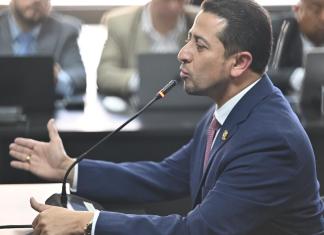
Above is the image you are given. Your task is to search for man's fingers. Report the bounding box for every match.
[9,147,32,162]
[9,143,30,156]
[47,119,59,141]
[32,214,42,235]
[10,160,30,171]
[32,214,40,229]
[9,139,40,163]
[13,137,38,149]
[30,197,51,212]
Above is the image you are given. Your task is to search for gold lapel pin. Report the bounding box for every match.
[222,130,229,141]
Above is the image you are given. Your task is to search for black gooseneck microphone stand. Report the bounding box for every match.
[46,79,179,210]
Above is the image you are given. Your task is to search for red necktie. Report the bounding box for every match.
[204,117,219,170]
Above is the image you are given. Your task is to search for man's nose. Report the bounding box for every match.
[319,8,324,23]
[178,44,191,64]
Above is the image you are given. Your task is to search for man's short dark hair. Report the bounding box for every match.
[202,0,272,74]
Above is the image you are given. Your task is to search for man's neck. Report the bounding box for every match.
[11,8,40,33]
[215,72,261,108]
[13,16,33,32]
[150,9,178,35]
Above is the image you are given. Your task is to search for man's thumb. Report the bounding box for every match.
[47,119,59,141]
[30,197,51,212]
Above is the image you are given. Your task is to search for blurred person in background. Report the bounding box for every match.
[192,0,203,6]
[269,0,324,96]
[0,0,86,98]
[97,0,198,99]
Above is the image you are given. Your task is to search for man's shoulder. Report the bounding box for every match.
[245,87,304,140]
[101,6,143,27]
[0,9,9,23]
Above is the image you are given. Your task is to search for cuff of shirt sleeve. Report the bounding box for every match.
[70,163,78,193]
[56,69,73,97]
[290,67,305,92]
[128,73,140,93]
[91,210,100,235]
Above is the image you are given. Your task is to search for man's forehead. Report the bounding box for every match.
[302,0,324,5]
[192,11,227,32]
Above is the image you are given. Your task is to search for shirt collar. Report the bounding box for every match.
[8,12,41,41]
[141,4,186,40]
[214,78,261,125]
[300,34,324,65]
[301,33,324,51]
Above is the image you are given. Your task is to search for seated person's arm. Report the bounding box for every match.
[56,20,87,97]
[97,18,136,98]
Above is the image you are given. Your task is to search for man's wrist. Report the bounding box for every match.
[66,158,76,185]
[59,158,75,183]
[82,212,94,235]
[83,219,93,235]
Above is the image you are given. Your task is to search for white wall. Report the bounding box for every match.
[0,0,297,6]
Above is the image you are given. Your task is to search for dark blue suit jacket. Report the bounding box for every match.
[77,75,324,235]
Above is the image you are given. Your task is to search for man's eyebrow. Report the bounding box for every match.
[193,34,210,47]
[187,31,210,47]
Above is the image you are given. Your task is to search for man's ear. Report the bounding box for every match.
[229,51,253,77]
[292,1,301,14]
[292,3,301,19]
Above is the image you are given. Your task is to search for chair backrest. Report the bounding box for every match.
[300,48,324,117]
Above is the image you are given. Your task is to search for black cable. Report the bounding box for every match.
[0,224,32,229]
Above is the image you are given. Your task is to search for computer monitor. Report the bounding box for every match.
[300,48,324,117]
[0,56,55,115]
[136,53,213,110]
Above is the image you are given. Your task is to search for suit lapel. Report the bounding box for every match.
[192,122,239,207]
[0,11,14,55]
[193,75,276,207]
[134,26,150,56]
[37,19,56,56]
[204,123,238,171]
[129,7,150,67]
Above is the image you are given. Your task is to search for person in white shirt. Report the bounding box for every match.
[96,0,198,98]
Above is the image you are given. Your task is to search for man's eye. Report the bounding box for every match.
[196,44,205,50]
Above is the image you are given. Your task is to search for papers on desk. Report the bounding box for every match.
[55,103,141,132]
[0,228,33,235]
[0,183,66,226]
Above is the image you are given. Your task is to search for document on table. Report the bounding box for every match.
[0,183,67,226]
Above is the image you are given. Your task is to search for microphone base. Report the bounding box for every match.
[46,193,104,211]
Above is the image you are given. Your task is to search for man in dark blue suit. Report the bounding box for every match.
[9,0,324,234]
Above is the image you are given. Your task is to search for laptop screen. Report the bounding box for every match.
[136,53,212,110]
[0,56,55,115]
[300,49,324,117]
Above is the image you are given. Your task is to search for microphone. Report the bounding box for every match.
[45,78,179,210]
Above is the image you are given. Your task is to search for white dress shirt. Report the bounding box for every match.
[128,4,187,92]
[211,78,260,147]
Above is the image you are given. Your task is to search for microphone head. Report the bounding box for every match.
[156,79,179,99]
